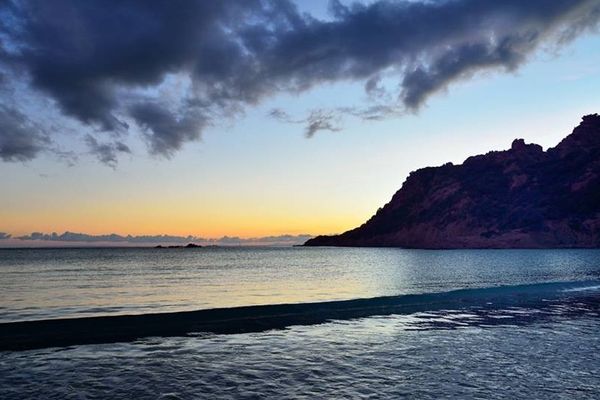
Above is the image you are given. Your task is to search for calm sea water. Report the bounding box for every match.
[1,247,599,322]
[1,247,600,398]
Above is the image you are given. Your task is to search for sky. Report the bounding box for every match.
[1,0,600,246]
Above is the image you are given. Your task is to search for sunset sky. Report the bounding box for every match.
[1,0,600,245]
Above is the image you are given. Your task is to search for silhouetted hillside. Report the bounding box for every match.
[305,114,600,248]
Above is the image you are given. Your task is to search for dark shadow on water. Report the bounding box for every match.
[1,280,599,351]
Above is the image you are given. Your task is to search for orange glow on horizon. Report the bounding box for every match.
[0,201,368,238]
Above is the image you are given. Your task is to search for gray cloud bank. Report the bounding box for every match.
[1,231,312,247]
[1,0,599,164]
[0,105,49,162]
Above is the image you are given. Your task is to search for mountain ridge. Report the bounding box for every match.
[305,114,600,248]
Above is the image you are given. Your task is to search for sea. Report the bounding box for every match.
[1,247,600,399]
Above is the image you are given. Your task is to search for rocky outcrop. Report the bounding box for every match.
[305,114,600,248]
[155,243,202,249]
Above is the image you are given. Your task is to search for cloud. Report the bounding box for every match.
[17,231,197,243]
[13,231,313,246]
[269,108,294,122]
[0,105,49,161]
[129,102,205,157]
[305,110,343,138]
[0,0,599,163]
[0,232,11,240]
[269,107,342,137]
[85,135,130,167]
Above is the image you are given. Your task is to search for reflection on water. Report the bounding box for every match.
[1,293,599,399]
[1,247,600,322]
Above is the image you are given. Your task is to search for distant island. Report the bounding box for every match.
[305,114,600,249]
[155,243,202,249]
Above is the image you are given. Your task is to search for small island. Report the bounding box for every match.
[154,243,202,249]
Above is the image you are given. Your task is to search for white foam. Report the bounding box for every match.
[562,285,600,293]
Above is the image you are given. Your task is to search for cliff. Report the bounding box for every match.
[305,114,600,248]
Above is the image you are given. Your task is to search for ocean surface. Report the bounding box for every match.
[1,247,600,399]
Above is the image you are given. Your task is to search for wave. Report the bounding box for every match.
[562,284,600,292]
[2,280,600,351]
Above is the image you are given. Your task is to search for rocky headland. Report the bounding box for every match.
[305,114,600,248]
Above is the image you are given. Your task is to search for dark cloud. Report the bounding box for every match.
[0,0,598,163]
[15,231,312,246]
[85,135,130,167]
[0,105,49,161]
[129,102,205,158]
[0,232,11,240]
